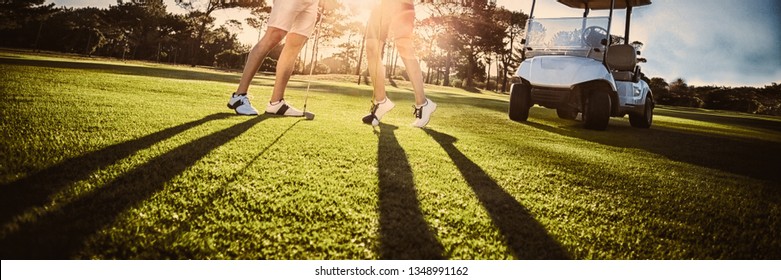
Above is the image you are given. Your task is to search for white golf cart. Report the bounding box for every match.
[509,0,654,130]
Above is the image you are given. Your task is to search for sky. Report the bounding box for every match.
[49,0,781,87]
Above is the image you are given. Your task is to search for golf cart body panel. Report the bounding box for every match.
[508,0,654,129]
[558,0,652,10]
[516,56,616,91]
[615,79,653,115]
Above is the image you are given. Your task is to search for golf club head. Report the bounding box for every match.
[304,112,315,120]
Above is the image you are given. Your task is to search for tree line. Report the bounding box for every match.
[1,0,525,90]
[646,77,781,116]
[1,0,257,67]
[3,0,778,115]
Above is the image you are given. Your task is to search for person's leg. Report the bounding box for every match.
[394,37,426,106]
[361,5,395,125]
[228,0,300,115]
[366,38,387,103]
[269,33,308,103]
[264,0,318,116]
[227,27,287,115]
[236,27,287,94]
[390,3,436,127]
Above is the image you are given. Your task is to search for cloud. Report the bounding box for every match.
[500,0,781,86]
[633,0,781,86]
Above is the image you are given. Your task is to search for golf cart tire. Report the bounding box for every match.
[556,107,578,120]
[629,96,654,128]
[583,91,611,130]
[509,83,531,122]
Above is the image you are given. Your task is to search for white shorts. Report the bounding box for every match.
[267,0,319,38]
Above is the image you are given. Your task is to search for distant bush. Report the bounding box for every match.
[214,50,244,69]
[649,77,781,116]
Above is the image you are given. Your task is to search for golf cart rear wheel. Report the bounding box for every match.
[629,96,654,128]
[556,107,578,120]
[583,91,611,130]
[509,83,531,122]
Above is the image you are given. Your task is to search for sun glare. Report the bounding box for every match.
[338,0,375,23]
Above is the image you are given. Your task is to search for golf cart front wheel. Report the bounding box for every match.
[509,83,531,122]
[583,92,611,130]
[629,96,654,128]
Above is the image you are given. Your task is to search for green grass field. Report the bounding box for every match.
[1,50,779,259]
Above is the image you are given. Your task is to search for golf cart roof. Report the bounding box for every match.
[557,0,652,10]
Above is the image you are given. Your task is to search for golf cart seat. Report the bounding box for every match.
[606,44,637,81]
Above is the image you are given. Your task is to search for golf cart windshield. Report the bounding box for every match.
[525,16,609,59]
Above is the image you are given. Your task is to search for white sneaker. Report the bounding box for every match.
[265,99,304,116]
[361,98,395,126]
[372,98,395,121]
[412,98,437,128]
[227,93,258,115]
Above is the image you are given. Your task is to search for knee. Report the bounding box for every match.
[366,40,383,58]
[284,34,307,49]
[395,39,417,60]
[263,27,287,44]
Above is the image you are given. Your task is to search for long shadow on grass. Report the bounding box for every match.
[156,120,301,258]
[0,116,267,259]
[424,129,570,259]
[655,107,781,133]
[0,113,233,226]
[523,121,781,184]
[377,124,444,259]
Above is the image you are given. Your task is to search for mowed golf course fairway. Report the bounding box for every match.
[1,50,779,259]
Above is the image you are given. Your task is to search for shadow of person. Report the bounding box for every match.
[0,115,267,259]
[0,113,234,226]
[376,123,445,259]
[424,128,569,259]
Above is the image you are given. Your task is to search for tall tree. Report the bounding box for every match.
[494,8,527,92]
[307,0,350,74]
[0,0,53,30]
[0,0,56,49]
[245,5,271,41]
[423,0,508,88]
[175,0,265,66]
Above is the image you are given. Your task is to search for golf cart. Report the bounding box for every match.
[509,0,654,130]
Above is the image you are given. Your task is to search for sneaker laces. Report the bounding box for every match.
[370,102,379,114]
[413,106,422,119]
[412,100,427,119]
[235,93,254,102]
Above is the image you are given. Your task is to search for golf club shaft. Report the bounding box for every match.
[303,12,323,114]
[370,0,384,105]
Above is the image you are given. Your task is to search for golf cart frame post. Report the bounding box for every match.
[510,0,654,130]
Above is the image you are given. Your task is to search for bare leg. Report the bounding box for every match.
[366,38,387,103]
[394,37,426,106]
[269,33,309,103]
[236,27,287,94]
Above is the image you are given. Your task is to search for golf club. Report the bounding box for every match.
[301,9,323,121]
[361,0,384,126]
